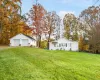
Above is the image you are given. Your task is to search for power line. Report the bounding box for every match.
[93,0,99,5]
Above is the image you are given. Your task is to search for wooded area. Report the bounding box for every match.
[0,0,32,44]
[0,0,100,53]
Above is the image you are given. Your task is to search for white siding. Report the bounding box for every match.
[14,39,20,46]
[22,39,29,46]
[49,38,79,51]
[10,34,36,47]
[71,42,78,51]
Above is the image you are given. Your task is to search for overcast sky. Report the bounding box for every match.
[22,0,99,19]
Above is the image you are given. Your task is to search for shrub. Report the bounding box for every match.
[40,40,47,49]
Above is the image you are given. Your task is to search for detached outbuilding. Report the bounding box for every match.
[10,33,36,47]
[49,38,79,51]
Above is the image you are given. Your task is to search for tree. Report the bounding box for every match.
[44,11,61,49]
[0,0,31,45]
[78,35,89,52]
[63,13,79,41]
[27,3,47,47]
[0,0,23,44]
[40,40,47,49]
[79,6,100,53]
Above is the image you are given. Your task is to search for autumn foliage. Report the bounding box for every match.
[79,6,100,53]
[0,0,32,44]
[27,3,47,47]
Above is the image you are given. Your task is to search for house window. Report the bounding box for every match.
[54,44,56,47]
[59,44,61,47]
[66,43,67,47]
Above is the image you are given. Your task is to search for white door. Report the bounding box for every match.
[14,39,20,46]
[22,39,28,46]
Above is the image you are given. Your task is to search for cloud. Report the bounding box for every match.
[58,11,75,19]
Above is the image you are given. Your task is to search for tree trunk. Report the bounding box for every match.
[47,33,50,50]
[0,22,3,40]
[36,35,41,48]
[39,35,41,48]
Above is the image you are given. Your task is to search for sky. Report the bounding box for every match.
[21,0,99,19]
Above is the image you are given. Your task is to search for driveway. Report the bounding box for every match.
[0,45,10,50]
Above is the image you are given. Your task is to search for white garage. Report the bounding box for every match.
[10,33,36,47]
[14,39,20,46]
[22,39,28,46]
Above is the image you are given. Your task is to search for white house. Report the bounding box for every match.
[49,38,79,51]
[10,33,36,47]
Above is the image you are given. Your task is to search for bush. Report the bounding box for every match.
[40,40,47,49]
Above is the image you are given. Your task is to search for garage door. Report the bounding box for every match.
[22,39,29,46]
[14,39,20,46]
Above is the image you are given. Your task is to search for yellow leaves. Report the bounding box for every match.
[0,0,23,44]
[12,0,22,3]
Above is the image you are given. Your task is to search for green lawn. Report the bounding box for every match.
[0,47,100,80]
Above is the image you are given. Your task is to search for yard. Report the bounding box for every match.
[0,47,100,80]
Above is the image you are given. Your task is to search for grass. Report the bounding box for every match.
[0,47,100,80]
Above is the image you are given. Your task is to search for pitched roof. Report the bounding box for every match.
[10,33,35,41]
[23,34,35,41]
[51,38,78,43]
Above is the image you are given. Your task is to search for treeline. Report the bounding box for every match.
[0,0,61,49]
[63,6,100,53]
[79,6,100,53]
[0,0,100,53]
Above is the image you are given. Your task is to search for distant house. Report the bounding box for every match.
[10,33,36,47]
[49,38,78,51]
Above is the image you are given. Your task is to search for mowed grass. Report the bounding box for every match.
[0,47,100,80]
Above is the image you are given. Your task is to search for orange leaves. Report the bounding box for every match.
[28,3,47,35]
[0,0,23,44]
[12,0,22,3]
